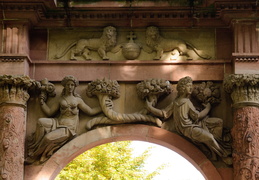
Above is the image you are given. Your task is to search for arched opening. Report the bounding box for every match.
[55,140,206,179]
[24,124,223,180]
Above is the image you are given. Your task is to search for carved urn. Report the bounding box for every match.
[122,42,141,60]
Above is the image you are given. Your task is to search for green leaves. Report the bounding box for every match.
[55,141,164,180]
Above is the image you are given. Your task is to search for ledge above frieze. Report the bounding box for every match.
[0,54,31,63]
[29,60,232,82]
[215,1,256,10]
[232,53,259,62]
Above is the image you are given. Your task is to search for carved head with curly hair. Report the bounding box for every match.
[145,26,161,48]
[61,75,80,97]
[176,76,193,96]
[101,26,117,48]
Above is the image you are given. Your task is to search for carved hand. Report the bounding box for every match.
[203,103,211,110]
[145,99,154,111]
[39,92,47,105]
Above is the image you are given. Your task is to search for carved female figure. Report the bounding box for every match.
[26,76,101,164]
[146,76,231,163]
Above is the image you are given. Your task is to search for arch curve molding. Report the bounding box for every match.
[25,124,222,180]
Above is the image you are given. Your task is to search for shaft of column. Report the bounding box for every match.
[224,74,259,180]
[0,75,37,180]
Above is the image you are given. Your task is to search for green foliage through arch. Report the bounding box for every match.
[55,141,166,180]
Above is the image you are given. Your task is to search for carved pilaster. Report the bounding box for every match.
[0,21,30,56]
[231,21,259,74]
[224,74,259,180]
[0,22,31,76]
[0,75,37,180]
[232,20,258,54]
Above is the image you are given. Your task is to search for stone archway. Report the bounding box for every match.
[24,124,223,180]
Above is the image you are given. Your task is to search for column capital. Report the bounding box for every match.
[224,74,259,108]
[0,75,38,107]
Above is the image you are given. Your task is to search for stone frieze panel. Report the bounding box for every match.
[48,26,215,61]
[26,75,231,165]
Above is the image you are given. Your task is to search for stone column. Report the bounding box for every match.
[224,74,259,180]
[0,75,37,180]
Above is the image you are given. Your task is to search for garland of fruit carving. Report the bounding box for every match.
[85,78,163,129]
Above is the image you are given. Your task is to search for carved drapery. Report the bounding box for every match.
[0,75,36,180]
[224,74,259,180]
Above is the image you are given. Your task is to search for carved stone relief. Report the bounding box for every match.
[144,76,232,164]
[224,74,259,107]
[26,75,102,164]
[26,76,232,165]
[144,26,211,60]
[121,31,141,60]
[232,107,259,180]
[224,74,259,180]
[49,26,214,61]
[54,26,118,61]
[0,75,37,106]
[85,78,162,129]
[0,106,25,180]
[0,75,36,180]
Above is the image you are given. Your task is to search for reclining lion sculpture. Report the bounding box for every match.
[144,26,211,60]
[55,26,117,60]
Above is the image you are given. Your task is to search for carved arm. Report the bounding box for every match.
[77,98,102,116]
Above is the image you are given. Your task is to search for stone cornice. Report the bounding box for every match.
[215,1,256,10]
[1,1,258,27]
[224,74,259,107]
[0,55,31,63]
[232,53,259,62]
[0,75,38,107]
[29,60,232,82]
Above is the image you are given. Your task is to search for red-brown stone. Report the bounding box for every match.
[232,107,259,180]
[0,105,26,180]
[25,125,225,180]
